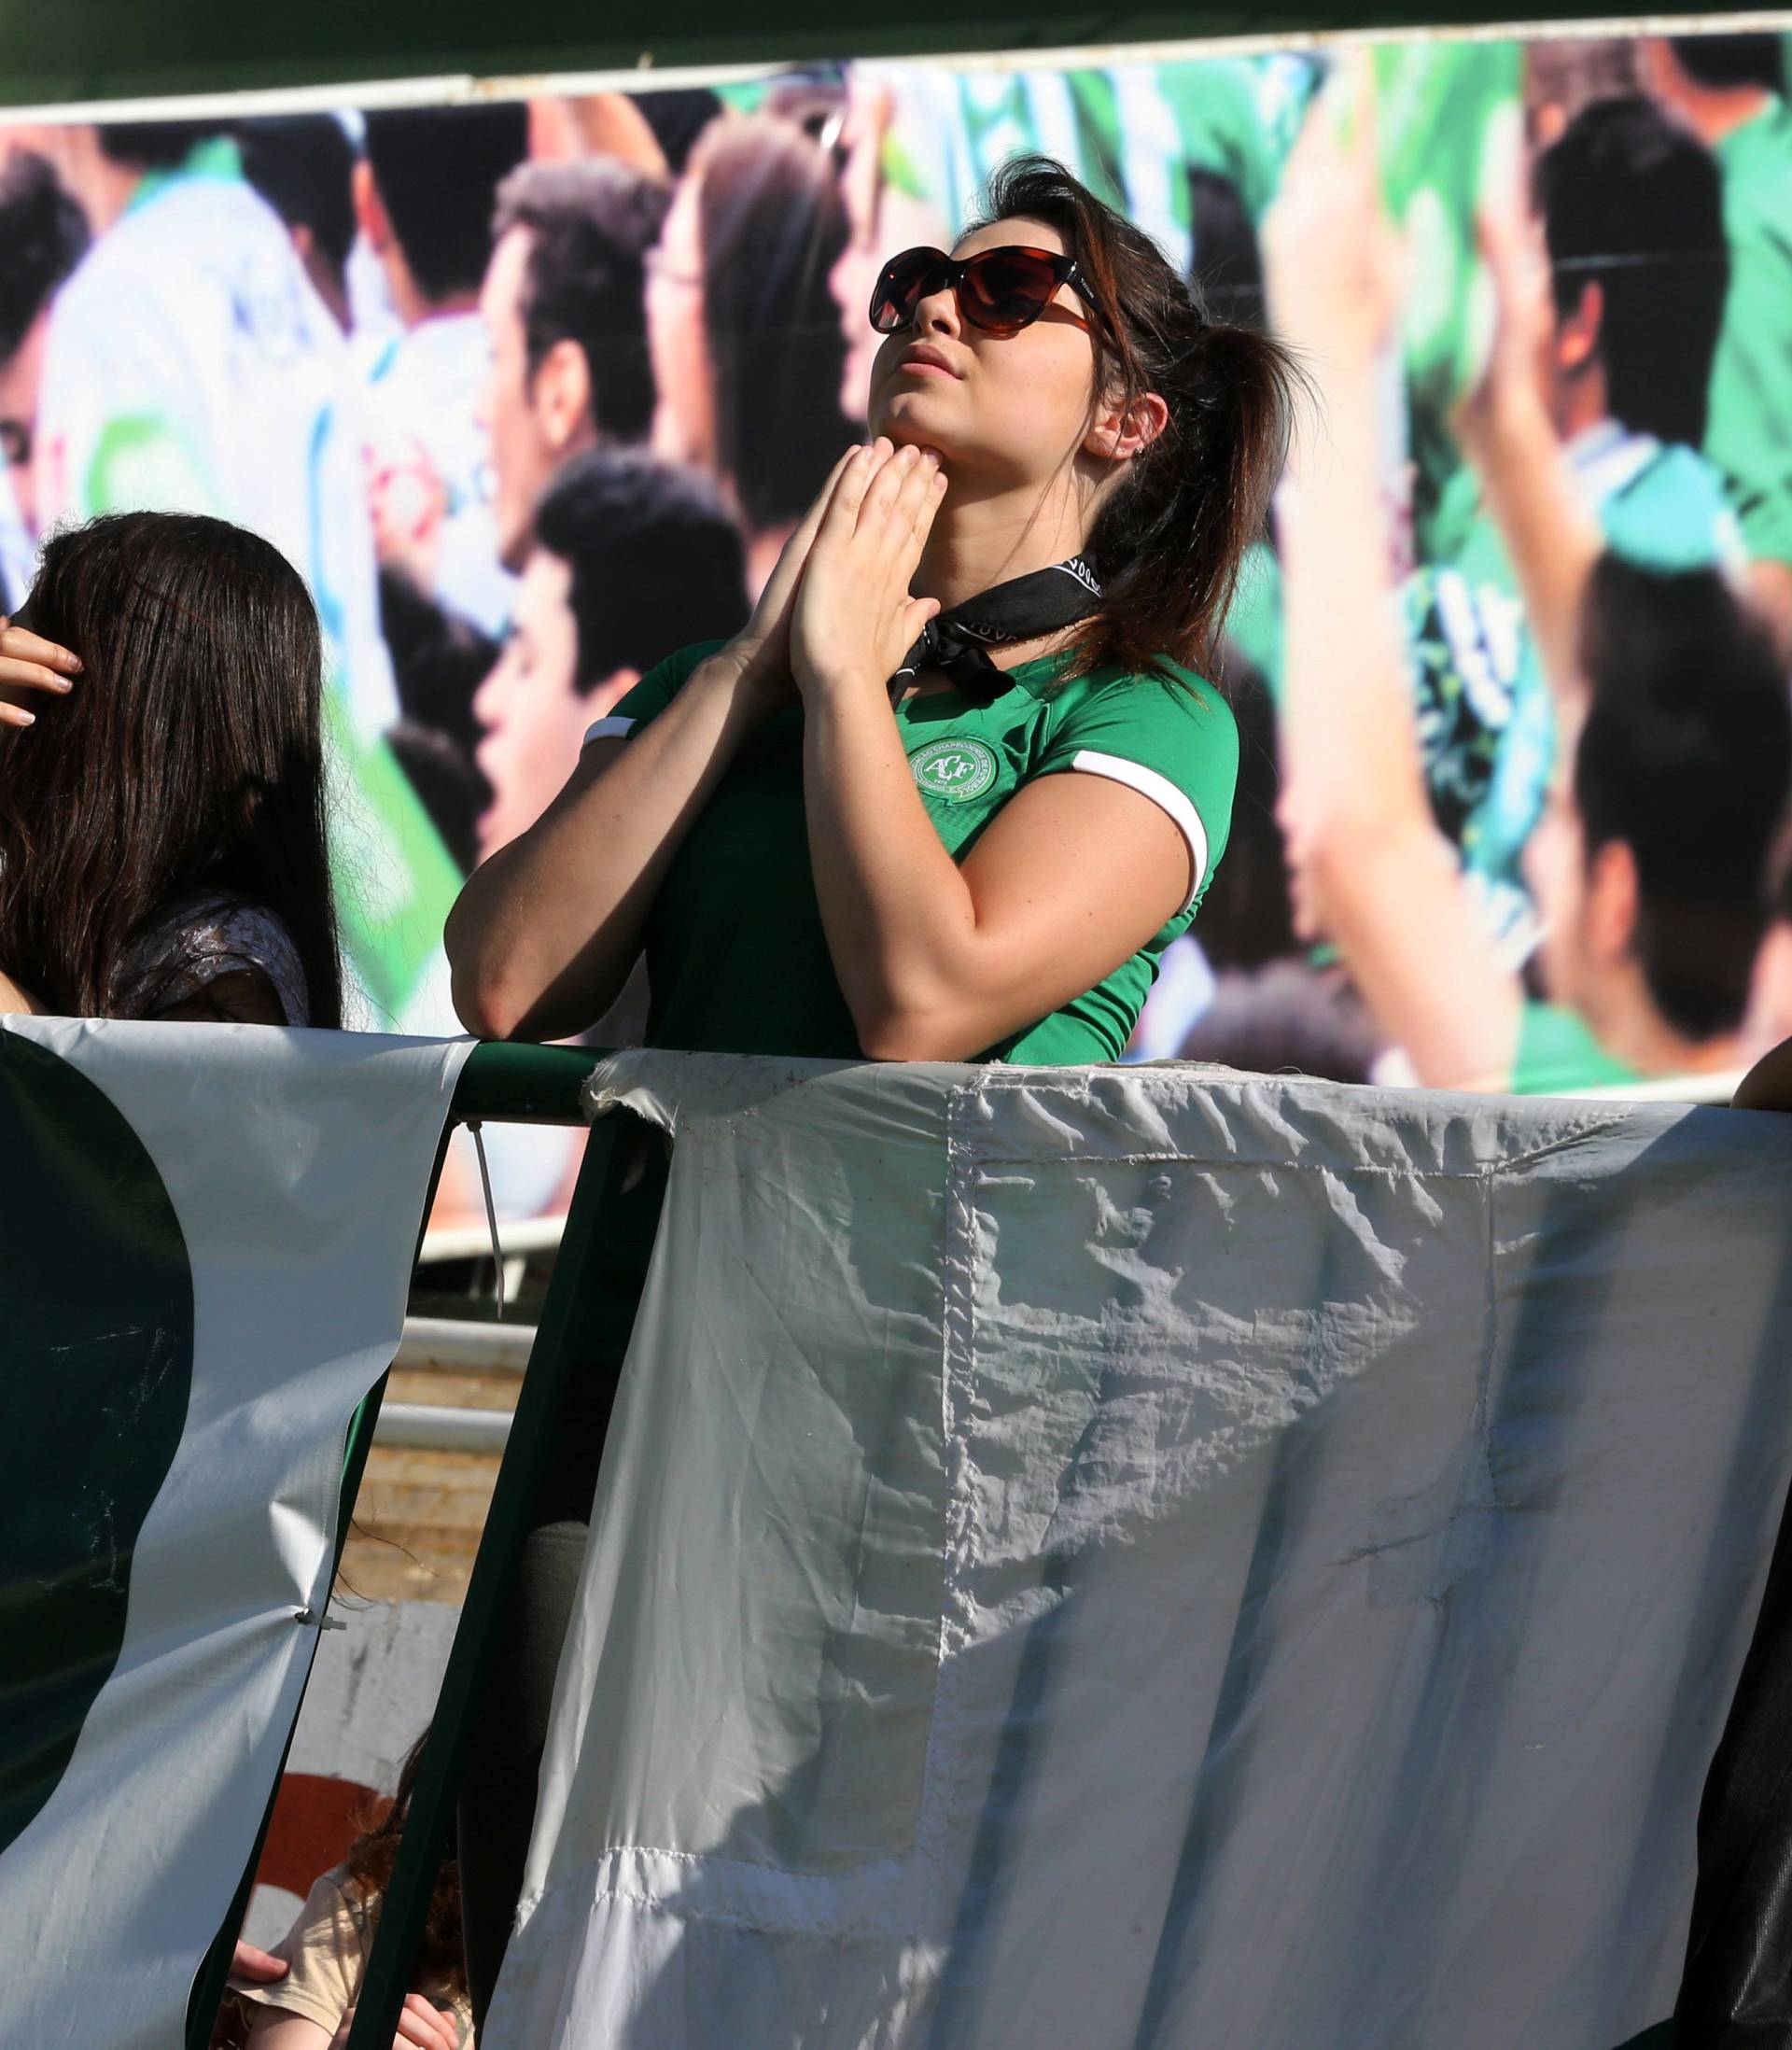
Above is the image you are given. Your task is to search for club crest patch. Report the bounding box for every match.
[910,737,1000,803]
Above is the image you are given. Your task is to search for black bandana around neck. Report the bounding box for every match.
[889,555,1103,703]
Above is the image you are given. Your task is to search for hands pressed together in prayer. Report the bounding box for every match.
[788,438,947,699]
[715,437,947,717]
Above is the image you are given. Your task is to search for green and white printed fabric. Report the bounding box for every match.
[490,1050,1792,2050]
[0,1018,468,2050]
[871,52,1321,273]
[1407,419,1743,953]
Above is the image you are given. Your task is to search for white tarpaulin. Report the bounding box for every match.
[0,1018,469,2050]
[488,1051,1792,2050]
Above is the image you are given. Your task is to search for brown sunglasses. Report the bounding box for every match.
[868,244,1101,339]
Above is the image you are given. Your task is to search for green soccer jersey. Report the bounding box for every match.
[1707,99,1792,569]
[595,642,1239,1064]
[1509,1001,1640,1097]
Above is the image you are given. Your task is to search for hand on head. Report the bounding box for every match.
[0,615,80,730]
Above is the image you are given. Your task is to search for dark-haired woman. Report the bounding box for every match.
[0,510,342,1029]
[445,154,1300,2016]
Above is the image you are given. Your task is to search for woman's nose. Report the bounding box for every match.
[913,284,960,336]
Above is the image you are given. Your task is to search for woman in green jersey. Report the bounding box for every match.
[443,153,1300,2016]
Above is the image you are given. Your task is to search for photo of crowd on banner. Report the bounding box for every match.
[0,26,1787,1149]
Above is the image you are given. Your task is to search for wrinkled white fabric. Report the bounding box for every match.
[489,1053,1792,2050]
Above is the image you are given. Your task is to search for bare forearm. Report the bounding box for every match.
[1466,394,1600,718]
[1280,364,1519,1085]
[446,652,766,1040]
[802,680,983,1057]
[1279,360,1431,836]
[1313,830,1521,1088]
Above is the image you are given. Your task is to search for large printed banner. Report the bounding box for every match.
[0,1019,468,2050]
[0,27,1788,1210]
[491,1050,1792,2049]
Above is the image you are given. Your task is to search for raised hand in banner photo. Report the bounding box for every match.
[1450,115,1553,462]
[1261,53,1404,375]
[789,438,946,700]
[1449,140,1603,724]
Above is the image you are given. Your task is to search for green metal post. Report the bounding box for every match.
[342,1092,643,2050]
[451,1040,605,1125]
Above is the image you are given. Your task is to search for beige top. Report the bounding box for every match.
[228,1864,473,2047]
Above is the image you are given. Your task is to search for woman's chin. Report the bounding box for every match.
[875,406,959,464]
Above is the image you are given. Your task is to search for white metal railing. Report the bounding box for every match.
[393,1315,535,1374]
[374,1317,533,1453]
[372,1401,511,1455]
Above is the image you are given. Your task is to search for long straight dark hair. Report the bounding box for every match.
[0,511,343,1025]
[972,156,1303,683]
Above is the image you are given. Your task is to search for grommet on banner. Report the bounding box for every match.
[293,1607,347,1632]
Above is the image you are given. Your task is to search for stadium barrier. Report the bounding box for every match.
[4,1029,1776,2047]
[328,1046,1775,2050]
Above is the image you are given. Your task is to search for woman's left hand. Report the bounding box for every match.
[0,618,81,730]
[790,439,948,701]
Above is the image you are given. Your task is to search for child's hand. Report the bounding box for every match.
[327,1992,459,2050]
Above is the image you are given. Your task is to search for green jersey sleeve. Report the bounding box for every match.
[581,640,728,751]
[1032,667,1239,918]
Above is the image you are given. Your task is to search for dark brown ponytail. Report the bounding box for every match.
[973,155,1304,683]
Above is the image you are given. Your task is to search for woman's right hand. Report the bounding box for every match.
[0,618,81,730]
[719,443,865,709]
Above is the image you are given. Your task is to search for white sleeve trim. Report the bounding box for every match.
[1069,748,1208,914]
[582,714,636,748]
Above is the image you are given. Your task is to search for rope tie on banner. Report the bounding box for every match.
[467,1120,506,1318]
